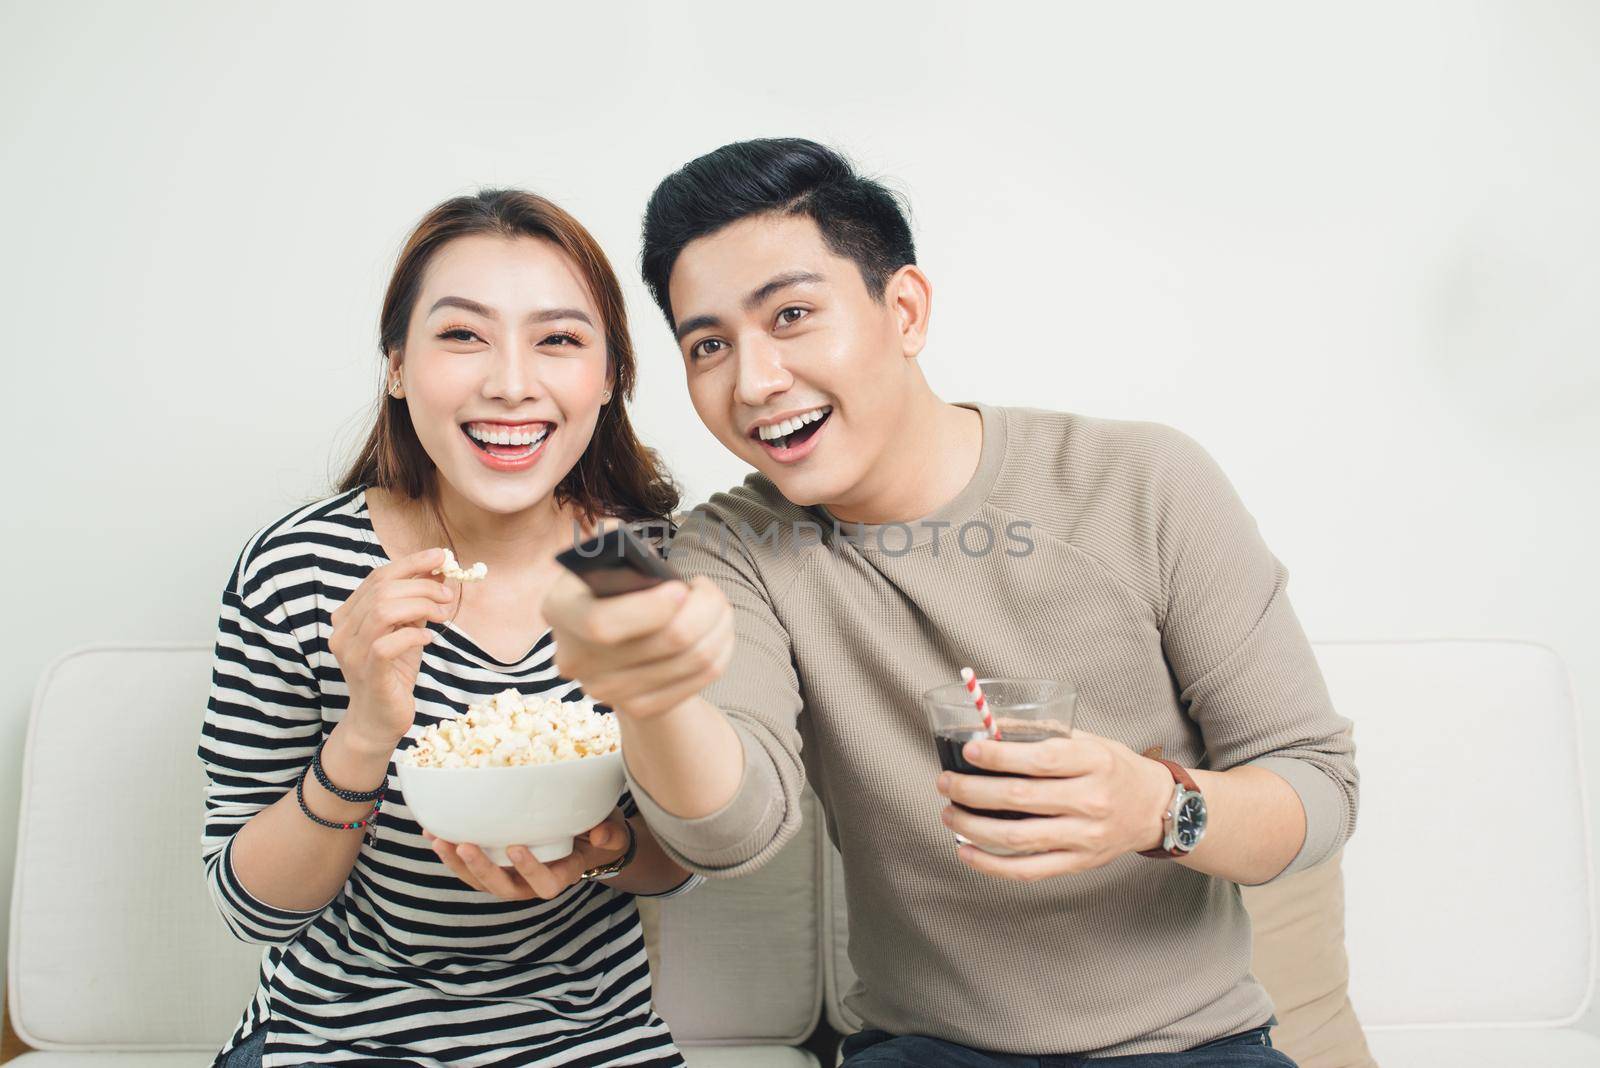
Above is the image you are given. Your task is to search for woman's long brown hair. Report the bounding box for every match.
[339,189,678,527]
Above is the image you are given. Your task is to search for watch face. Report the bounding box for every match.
[1175,793,1207,851]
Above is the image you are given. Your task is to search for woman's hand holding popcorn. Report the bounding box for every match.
[328,547,458,755]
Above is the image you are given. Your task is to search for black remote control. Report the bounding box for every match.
[556,525,682,597]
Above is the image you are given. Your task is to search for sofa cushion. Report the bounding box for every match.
[682,1047,820,1067]
[1241,850,1375,1068]
[6,1055,217,1066]
[1363,1026,1600,1067]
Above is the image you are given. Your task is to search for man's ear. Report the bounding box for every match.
[887,264,932,360]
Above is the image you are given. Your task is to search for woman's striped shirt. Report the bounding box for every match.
[198,488,694,1067]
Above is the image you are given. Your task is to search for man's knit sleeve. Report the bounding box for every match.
[623,502,808,877]
[1153,427,1359,881]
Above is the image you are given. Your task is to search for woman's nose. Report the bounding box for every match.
[482,346,540,403]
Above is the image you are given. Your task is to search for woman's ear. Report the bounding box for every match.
[386,348,405,399]
[888,265,933,360]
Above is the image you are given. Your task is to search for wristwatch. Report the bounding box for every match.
[1138,746,1208,859]
[579,818,638,882]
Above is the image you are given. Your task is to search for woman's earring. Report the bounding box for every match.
[388,377,404,399]
[600,390,612,403]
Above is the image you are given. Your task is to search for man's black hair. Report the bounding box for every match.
[640,138,916,328]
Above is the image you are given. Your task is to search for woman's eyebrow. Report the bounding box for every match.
[530,307,594,326]
[429,296,497,319]
[426,296,593,327]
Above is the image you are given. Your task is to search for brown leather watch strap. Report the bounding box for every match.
[1142,745,1199,791]
[1138,746,1199,858]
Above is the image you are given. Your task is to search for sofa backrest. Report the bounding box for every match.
[1320,639,1593,1029]
[6,643,824,1053]
[651,792,824,1045]
[7,644,262,1051]
[823,640,1595,1033]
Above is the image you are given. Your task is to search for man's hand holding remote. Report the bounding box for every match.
[542,568,744,820]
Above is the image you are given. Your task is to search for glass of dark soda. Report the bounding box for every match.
[922,678,1077,854]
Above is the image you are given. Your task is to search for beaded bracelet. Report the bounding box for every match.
[296,766,383,835]
[310,737,386,802]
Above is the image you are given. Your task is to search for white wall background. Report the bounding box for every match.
[3,0,1597,1031]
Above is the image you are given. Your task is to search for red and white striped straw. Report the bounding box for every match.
[960,667,1003,740]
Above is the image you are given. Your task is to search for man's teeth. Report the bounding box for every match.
[466,424,549,447]
[757,406,831,442]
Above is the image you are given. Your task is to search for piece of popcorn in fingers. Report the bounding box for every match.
[432,547,489,583]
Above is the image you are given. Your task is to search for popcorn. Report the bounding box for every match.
[398,689,621,769]
[433,547,487,582]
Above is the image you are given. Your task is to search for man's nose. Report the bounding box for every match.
[735,337,794,408]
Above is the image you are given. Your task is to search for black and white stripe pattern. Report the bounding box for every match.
[199,488,691,1067]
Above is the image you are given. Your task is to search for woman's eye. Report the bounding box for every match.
[777,307,808,327]
[439,328,480,343]
[542,332,583,347]
[691,338,726,360]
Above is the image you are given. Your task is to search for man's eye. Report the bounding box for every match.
[691,338,726,360]
[777,307,808,326]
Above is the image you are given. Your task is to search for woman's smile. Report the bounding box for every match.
[462,419,555,471]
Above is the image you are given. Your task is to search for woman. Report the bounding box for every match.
[198,190,697,1067]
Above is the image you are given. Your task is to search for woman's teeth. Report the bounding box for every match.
[757,406,831,443]
[465,423,549,448]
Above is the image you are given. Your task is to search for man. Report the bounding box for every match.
[544,138,1356,1066]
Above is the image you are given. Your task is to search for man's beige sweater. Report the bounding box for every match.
[631,403,1358,1056]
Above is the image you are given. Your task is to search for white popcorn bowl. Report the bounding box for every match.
[395,748,625,865]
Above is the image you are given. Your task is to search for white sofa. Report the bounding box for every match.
[8,640,1600,1066]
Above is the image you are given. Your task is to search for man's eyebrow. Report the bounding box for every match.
[744,270,825,310]
[674,313,722,343]
[674,271,826,343]
[426,297,593,327]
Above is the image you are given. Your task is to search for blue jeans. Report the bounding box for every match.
[218,1027,320,1068]
[840,1025,1296,1067]
[218,1026,266,1068]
